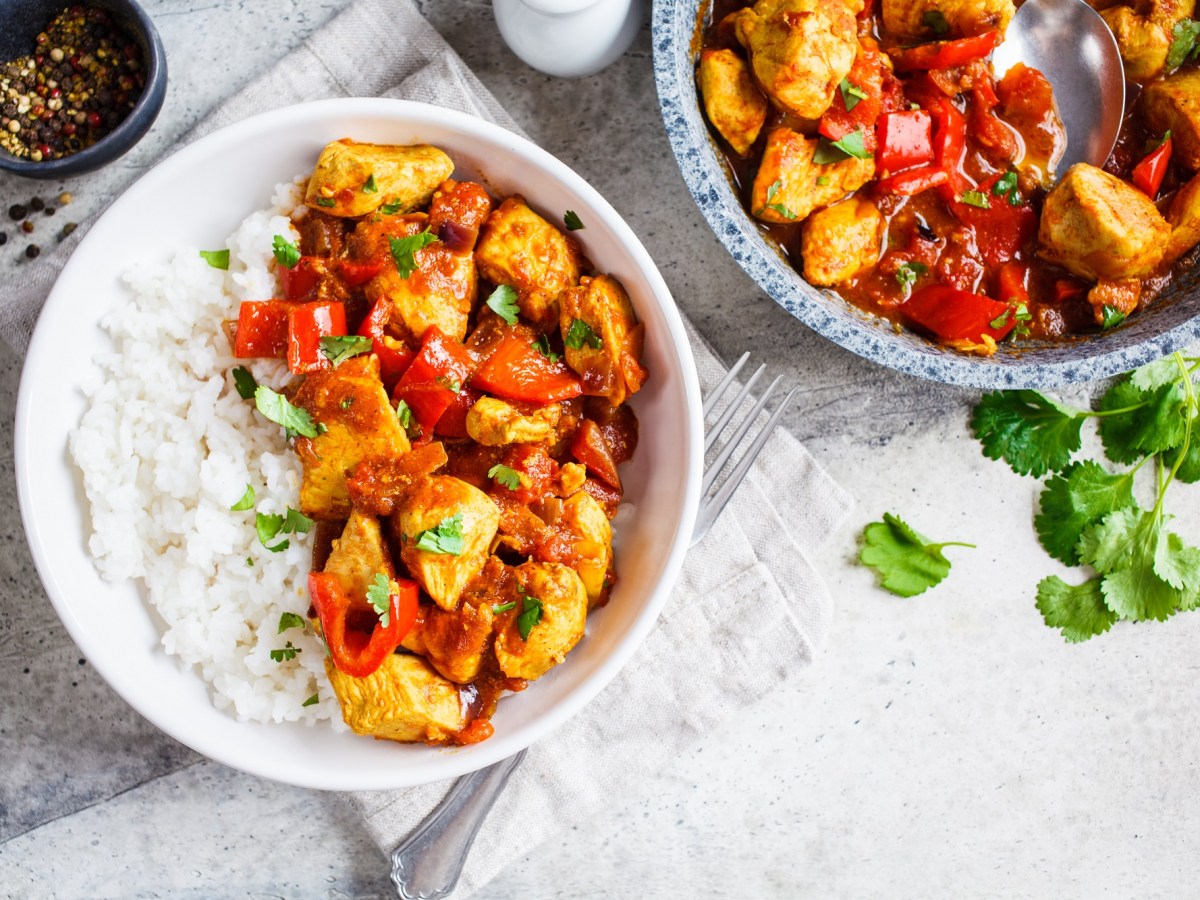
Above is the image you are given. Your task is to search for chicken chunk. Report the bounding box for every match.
[466,397,561,446]
[731,0,857,119]
[325,652,467,743]
[393,475,500,611]
[475,197,583,329]
[1101,6,1172,80]
[291,355,411,520]
[351,212,476,344]
[800,196,884,285]
[324,510,395,599]
[882,0,1014,39]
[1164,170,1200,265]
[420,599,495,683]
[493,562,588,681]
[305,140,454,218]
[559,275,648,407]
[1037,163,1170,281]
[697,48,769,156]
[555,491,613,607]
[1143,68,1200,169]
[750,127,876,225]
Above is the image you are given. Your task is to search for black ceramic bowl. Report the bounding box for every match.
[652,0,1200,389]
[0,0,166,179]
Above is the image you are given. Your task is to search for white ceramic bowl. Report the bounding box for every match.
[16,98,703,791]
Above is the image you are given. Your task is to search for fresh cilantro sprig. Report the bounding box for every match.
[320,335,371,367]
[859,513,975,597]
[272,235,301,269]
[516,593,544,640]
[838,78,868,112]
[895,261,927,293]
[254,385,323,439]
[757,180,797,220]
[563,210,585,231]
[255,506,312,552]
[414,513,466,555]
[813,128,872,163]
[565,318,603,350]
[486,284,521,325]
[489,464,521,490]
[389,228,439,278]
[366,573,393,627]
[972,352,1200,641]
[991,170,1022,207]
[1167,19,1200,70]
[270,642,301,662]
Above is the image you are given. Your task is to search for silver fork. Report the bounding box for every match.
[390,353,799,899]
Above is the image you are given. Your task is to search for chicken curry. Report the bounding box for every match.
[233,140,647,745]
[698,0,1200,354]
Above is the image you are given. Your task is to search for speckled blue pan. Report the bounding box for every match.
[652,0,1200,389]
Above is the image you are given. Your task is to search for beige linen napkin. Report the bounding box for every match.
[5,0,853,894]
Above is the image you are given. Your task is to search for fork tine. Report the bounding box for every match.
[704,364,767,453]
[701,374,782,495]
[702,351,751,418]
[691,384,800,547]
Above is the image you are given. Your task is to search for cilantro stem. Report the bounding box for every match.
[930,541,977,551]
[1087,401,1154,418]
[1156,352,1195,514]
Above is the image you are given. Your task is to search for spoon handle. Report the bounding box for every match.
[389,749,528,899]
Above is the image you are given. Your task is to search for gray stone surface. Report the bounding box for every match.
[3,1,1199,898]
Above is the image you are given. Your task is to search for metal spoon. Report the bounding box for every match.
[991,0,1126,172]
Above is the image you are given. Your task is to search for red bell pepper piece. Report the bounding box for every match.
[947,172,1037,267]
[233,300,291,358]
[470,333,584,404]
[287,301,347,375]
[393,325,476,432]
[570,420,622,490]
[996,261,1030,307]
[278,256,325,301]
[434,386,482,438]
[1132,135,1173,197]
[876,110,935,173]
[356,297,415,391]
[874,165,948,196]
[900,284,1016,343]
[308,572,418,679]
[336,257,386,287]
[891,31,1001,72]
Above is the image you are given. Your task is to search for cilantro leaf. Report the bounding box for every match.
[486,284,521,325]
[757,179,797,220]
[362,173,377,193]
[959,190,991,209]
[565,318,603,350]
[492,600,517,614]
[1153,531,1200,592]
[563,210,585,231]
[278,612,306,633]
[320,335,371,367]
[254,385,321,439]
[380,199,404,215]
[895,261,927,292]
[1035,576,1117,643]
[272,235,301,269]
[283,507,313,535]
[838,78,868,111]
[270,641,301,662]
[813,129,872,163]
[991,170,1021,206]
[1097,378,1186,464]
[1077,506,1148,574]
[489,464,521,490]
[395,399,416,434]
[516,594,544,640]
[1102,557,1180,622]
[314,197,337,208]
[414,513,466,555]
[255,512,289,552]
[302,693,319,707]
[1101,306,1126,330]
[366,573,393,628]
[389,228,439,278]
[859,513,973,597]
[1034,461,1135,565]
[1162,426,1200,482]
[970,390,1084,477]
[1167,19,1200,70]
[1130,356,1181,392]
[199,248,230,270]
[230,483,255,512]
[231,366,258,400]
[532,334,560,363]
[922,9,950,34]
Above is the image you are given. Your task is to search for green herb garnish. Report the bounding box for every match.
[839,78,868,111]
[380,199,404,215]
[959,190,991,209]
[389,229,439,278]
[254,385,321,439]
[516,594,544,640]
[199,248,230,270]
[395,399,415,434]
[859,513,974,597]
[758,179,798,220]
[302,693,319,707]
[923,9,950,35]
[812,129,872,163]
[532,334,560,363]
[363,173,378,193]
[272,235,301,269]
[278,612,306,633]
[366,573,393,627]
[895,261,927,292]
[489,464,521,490]
[414,513,466,556]
[230,484,255,511]
[320,334,372,367]
[486,284,521,325]
[232,366,258,400]
[564,210,585,231]
[565,318,603,350]
[1102,306,1127,330]
[314,197,337,208]
[1167,19,1200,70]
[492,600,517,614]
[991,170,1022,206]
[270,641,300,662]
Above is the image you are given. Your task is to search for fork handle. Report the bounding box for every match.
[390,749,528,899]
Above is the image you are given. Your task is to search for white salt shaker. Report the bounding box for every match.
[492,0,644,78]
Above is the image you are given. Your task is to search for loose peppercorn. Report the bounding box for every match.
[59,221,77,241]
[21,220,34,234]
[29,196,44,211]
[25,244,40,259]
[9,203,26,220]
[0,232,8,246]
[0,7,146,162]
[44,206,55,216]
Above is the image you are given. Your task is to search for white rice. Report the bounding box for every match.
[69,178,345,728]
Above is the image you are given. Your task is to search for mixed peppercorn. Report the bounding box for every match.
[0,5,146,162]
[6,191,77,259]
